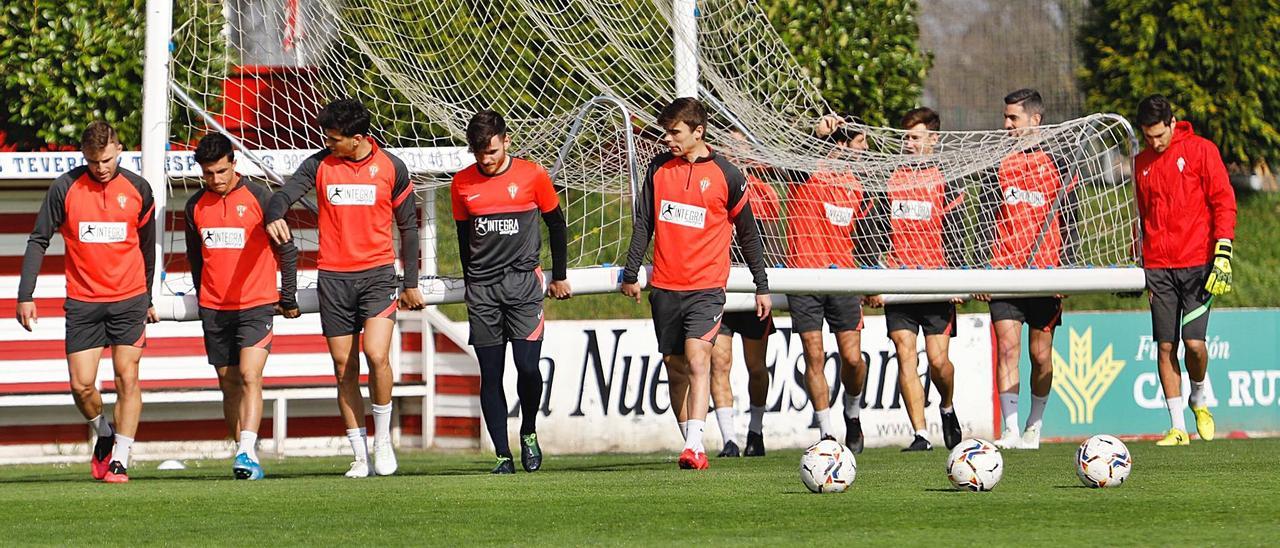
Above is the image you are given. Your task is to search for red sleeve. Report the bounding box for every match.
[450,177,469,221]
[534,165,560,213]
[1200,140,1237,241]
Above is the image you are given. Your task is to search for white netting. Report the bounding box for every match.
[165,0,1140,298]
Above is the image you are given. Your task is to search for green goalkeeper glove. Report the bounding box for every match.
[1204,239,1233,296]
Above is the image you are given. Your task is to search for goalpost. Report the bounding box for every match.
[146,0,1145,322]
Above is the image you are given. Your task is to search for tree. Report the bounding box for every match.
[1078,0,1280,173]
[757,0,932,125]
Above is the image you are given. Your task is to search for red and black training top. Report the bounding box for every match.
[185,177,299,311]
[978,147,1080,268]
[19,165,156,304]
[450,157,567,284]
[623,149,769,294]
[265,140,419,286]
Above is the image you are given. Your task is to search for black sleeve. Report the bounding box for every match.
[391,158,420,289]
[855,189,891,266]
[621,160,659,284]
[1053,153,1082,267]
[975,167,1002,267]
[184,192,204,296]
[265,153,322,222]
[542,206,569,281]
[941,176,967,268]
[456,221,472,279]
[252,182,298,307]
[724,163,769,294]
[130,172,157,307]
[17,174,71,302]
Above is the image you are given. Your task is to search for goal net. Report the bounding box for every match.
[161,0,1142,311]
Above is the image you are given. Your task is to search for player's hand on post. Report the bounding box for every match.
[972,293,992,302]
[146,307,159,324]
[863,295,884,308]
[815,114,843,137]
[950,296,966,305]
[265,219,292,245]
[620,282,642,303]
[400,287,427,310]
[15,301,37,332]
[755,293,772,319]
[1205,239,1233,296]
[548,279,572,300]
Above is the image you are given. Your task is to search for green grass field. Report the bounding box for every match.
[2,439,1276,545]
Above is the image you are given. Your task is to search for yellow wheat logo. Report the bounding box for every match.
[1052,327,1126,424]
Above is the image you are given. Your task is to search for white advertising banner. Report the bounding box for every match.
[492,314,995,454]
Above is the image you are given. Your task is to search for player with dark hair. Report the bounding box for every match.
[451,109,570,474]
[186,133,300,479]
[975,88,1080,450]
[265,98,426,477]
[622,98,771,470]
[16,121,159,482]
[1134,94,1236,446]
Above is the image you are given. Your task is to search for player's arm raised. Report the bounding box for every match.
[620,162,658,302]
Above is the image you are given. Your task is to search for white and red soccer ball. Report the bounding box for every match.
[946,438,1004,492]
[799,439,857,493]
[1076,434,1133,488]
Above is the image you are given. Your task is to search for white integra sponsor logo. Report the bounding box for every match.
[823,202,854,227]
[475,217,520,236]
[326,184,378,206]
[78,222,127,244]
[657,200,706,229]
[201,227,247,249]
[1003,186,1047,207]
[890,200,933,221]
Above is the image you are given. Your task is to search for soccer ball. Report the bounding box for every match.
[946,438,1003,491]
[799,439,857,493]
[1076,434,1132,488]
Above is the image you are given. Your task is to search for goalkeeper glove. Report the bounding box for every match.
[1204,239,1233,296]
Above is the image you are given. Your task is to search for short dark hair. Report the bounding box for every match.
[81,121,119,151]
[194,133,235,165]
[1004,88,1044,117]
[465,110,508,152]
[830,113,865,144]
[657,98,708,133]
[900,107,940,131]
[317,98,372,137]
[1137,94,1174,127]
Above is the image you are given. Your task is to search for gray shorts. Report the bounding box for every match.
[649,287,726,355]
[885,301,956,337]
[718,311,774,340]
[1146,265,1212,342]
[465,269,546,347]
[199,304,274,367]
[988,297,1062,332]
[63,293,149,355]
[318,267,400,337]
[786,294,863,333]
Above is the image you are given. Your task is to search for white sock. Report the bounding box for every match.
[678,421,688,440]
[843,393,862,419]
[714,407,738,445]
[999,392,1019,433]
[748,405,765,434]
[815,408,834,438]
[683,419,705,453]
[238,430,258,462]
[89,414,113,438]
[1166,396,1187,432]
[914,429,928,439]
[371,402,393,443]
[1026,394,1049,430]
[346,428,369,462]
[940,405,954,415]
[1189,380,1207,408]
[112,434,134,468]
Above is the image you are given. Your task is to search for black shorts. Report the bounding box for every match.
[649,287,726,355]
[199,304,274,367]
[465,269,545,347]
[318,267,400,337]
[1146,265,1213,342]
[718,311,774,340]
[988,297,1063,332]
[885,301,956,337]
[63,293,149,355]
[786,294,863,333]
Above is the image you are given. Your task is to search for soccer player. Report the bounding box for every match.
[264,99,426,477]
[784,122,872,452]
[621,98,771,470]
[185,134,300,479]
[974,89,1080,450]
[16,121,158,483]
[451,110,570,474]
[1133,95,1236,446]
[864,107,964,452]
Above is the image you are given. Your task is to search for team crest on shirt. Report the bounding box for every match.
[508,182,518,199]
[1177,157,1186,173]
[699,177,710,193]
[117,194,127,209]
[236,204,247,218]
[369,164,379,178]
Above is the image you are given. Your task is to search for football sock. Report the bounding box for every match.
[89,414,113,438]
[679,421,688,440]
[476,344,513,458]
[371,402,393,443]
[999,392,1019,433]
[748,405,765,434]
[843,393,862,420]
[346,428,369,462]
[683,419,705,453]
[1027,394,1049,430]
[815,408,834,438]
[1166,396,1187,432]
[914,429,928,439]
[238,430,258,462]
[714,407,738,445]
[940,405,954,415]
[510,339,544,436]
[1189,380,1207,407]
[112,434,134,467]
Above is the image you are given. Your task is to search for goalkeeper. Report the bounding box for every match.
[1134,95,1237,447]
